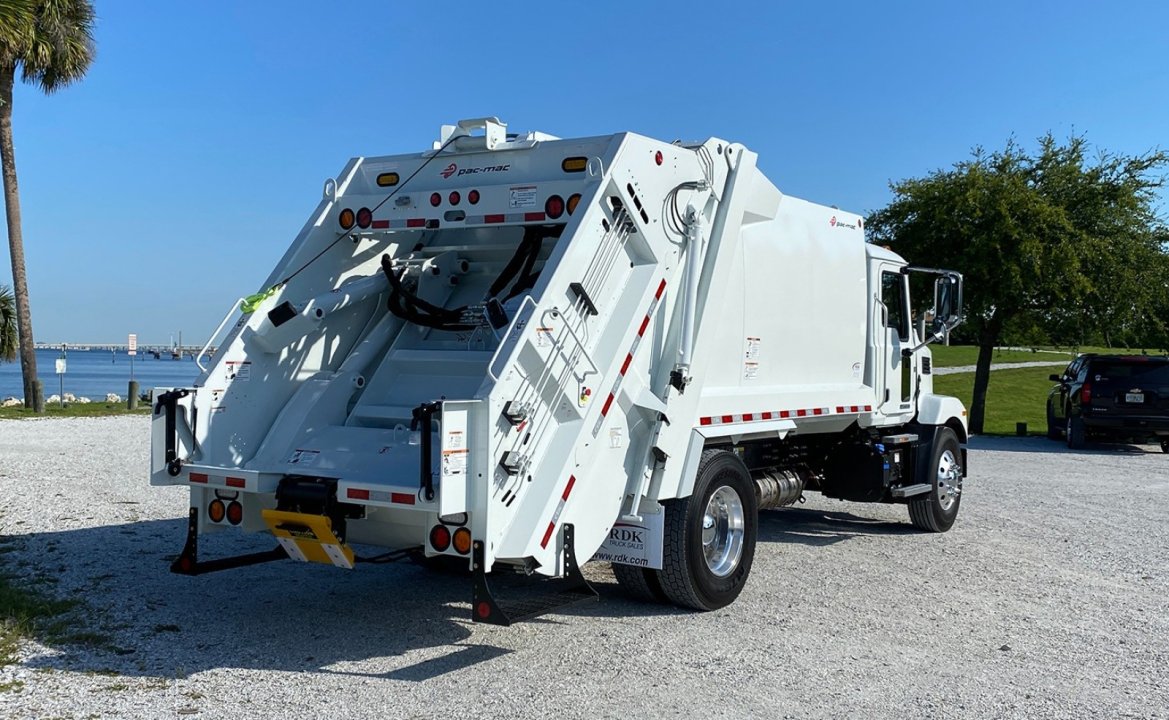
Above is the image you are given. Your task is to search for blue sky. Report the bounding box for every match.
[4,0,1167,344]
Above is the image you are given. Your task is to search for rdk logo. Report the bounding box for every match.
[440,163,457,179]
[609,527,645,544]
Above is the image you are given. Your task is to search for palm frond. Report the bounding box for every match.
[20,0,95,92]
[0,284,17,362]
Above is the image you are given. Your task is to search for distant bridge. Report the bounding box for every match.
[34,342,213,356]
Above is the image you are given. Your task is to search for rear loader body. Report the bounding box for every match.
[152,118,968,623]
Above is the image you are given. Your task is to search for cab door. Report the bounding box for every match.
[877,267,915,419]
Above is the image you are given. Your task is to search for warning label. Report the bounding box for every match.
[509,185,538,209]
[743,337,761,380]
[226,361,251,381]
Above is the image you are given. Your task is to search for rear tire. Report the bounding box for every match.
[1067,415,1086,450]
[612,562,667,603]
[658,449,758,611]
[908,428,963,532]
[1161,439,1169,454]
[1046,403,1062,440]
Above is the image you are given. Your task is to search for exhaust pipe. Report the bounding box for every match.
[755,469,805,509]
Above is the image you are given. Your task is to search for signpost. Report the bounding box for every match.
[127,333,139,410]
[55,353,66,408]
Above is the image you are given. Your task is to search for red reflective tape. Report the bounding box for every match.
[371,219,389,229]
[796,409,807,417]
[620,353,633,375]
[637,315,651,337]
[562,475,577,501]
[850,405,859,413]
[601,393,615,416]
[540,521,556,549]
[721,415,733,424]
[347,488,370,500]
[700,417,712,426]
[864,405,873,411]
[742,413,754,421]
[225,477,246,488]
[835,406,845,414]
[391,492,416,505]
[189,473,208,484]
[524,212,546,222]
[485,213,506,223]
[761,411,773,420]
[654,279,667,299]
[813,408,824,416]
[406,218,426,228]
[780,410,791,418]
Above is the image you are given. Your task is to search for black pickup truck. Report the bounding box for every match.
[1046,354,1169,452]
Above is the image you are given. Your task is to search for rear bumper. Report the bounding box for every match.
[1081,412,1169,435]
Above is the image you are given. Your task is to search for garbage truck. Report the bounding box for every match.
[151,117,968,624]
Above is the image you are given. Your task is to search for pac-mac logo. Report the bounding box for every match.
[440,163,458,179]
[830,216,837,226]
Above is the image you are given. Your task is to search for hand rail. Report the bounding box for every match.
[487,295,538,382]
[196,298,244,372]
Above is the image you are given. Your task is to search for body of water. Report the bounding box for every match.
[0,348,200,400]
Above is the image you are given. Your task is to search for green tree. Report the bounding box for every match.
[0,283,15,361]
[867,135,1168,434]
[0,0,95,409]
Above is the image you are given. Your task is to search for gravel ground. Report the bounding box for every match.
[933,360,1069,375]
[0,416,1166,720]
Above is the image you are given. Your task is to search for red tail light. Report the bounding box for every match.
[468,189,480,205]
[1081,383,1092,405]
[356,207,373,229]
[545,195,565,219]
[430,192,442,207]
[448,191,461,206]
[429,525,451,552]
[226,500,243,525]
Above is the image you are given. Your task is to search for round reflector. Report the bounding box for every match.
[452,527,472,555]
[476,601,492,619]
[226,501,243,526]
[430,524,452,552]
[545,195,565,220]
[430,192,442,207]
[449,191,461,206]
[468,189,480,205]
[338,208,355,230]
[356,207,373,229]
[567,194,582,216]
[208,499,226,523]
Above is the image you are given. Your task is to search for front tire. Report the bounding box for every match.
[1067,414,1086,450]
[658,449,758,611]
[908,427,963,532]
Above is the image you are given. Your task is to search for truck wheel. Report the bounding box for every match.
[1046,403,1062,440]
[908,428,962,533]
[658,449,758,611]
[612,562,667,603]
[1067,415,1086,450]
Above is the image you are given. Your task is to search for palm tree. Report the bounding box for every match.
[0,0,94,409]
[0,283,16,361]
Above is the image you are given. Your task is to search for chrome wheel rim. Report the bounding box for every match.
[702,485,745,577]
[936,449,962,512]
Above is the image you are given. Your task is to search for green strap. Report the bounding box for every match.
[240,285,281,314]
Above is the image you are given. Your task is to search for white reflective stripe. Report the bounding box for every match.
[277,536,308,562]
[322,543,354,569]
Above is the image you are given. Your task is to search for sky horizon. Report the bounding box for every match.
[3,1,1167,344]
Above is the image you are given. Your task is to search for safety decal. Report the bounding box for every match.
[539,475,577,549]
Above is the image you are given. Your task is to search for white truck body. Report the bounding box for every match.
[151,118,968,623]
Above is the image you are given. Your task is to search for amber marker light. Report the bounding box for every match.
[452,527,472,555]
[338,208,356,230]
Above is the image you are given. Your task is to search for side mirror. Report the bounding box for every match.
[1049,374,1061,382]
[932,274,962,334]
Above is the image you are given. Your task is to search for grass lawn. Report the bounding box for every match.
[0,402,151,421]
[928,345,1071,368]
[933,365,1059,436]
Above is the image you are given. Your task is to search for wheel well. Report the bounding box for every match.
[944,418,967,445]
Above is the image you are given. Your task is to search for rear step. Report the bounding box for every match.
[471,524,597,626]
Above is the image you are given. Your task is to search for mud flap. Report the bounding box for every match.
[470,524,597,626]
[261,509,356,569]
